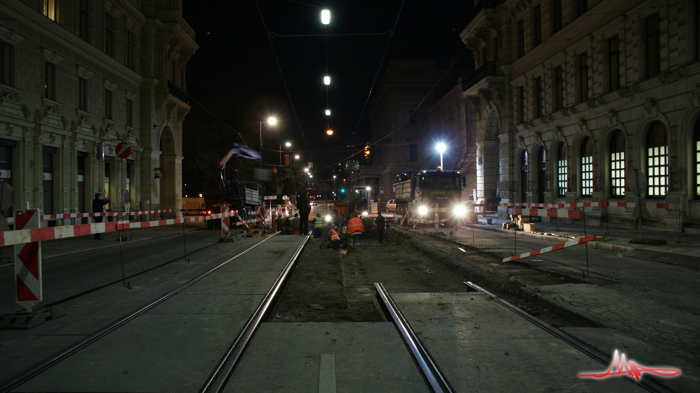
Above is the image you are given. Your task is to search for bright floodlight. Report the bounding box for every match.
[325,109,331,116]
[436,143,446,153]
[304,167,308,172]
[294,154,300,159]
[366,186,371,191]
[324,76,331,85]
[267,116,277,126]
[321,9,331,25]
[285,141,291,147]
[326,129,333,136]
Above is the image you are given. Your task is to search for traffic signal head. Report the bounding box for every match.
[340,188,346,194]
[284,155,290,166]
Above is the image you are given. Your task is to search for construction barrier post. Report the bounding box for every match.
[435,203,439,233]
[14,209,42,312]
[220,206,231,242]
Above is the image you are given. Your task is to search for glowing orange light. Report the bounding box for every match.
[326,129,333,136]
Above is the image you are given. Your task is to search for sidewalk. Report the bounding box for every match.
[465,217,700,270]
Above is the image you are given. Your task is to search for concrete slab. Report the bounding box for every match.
[225,322,429,393]
[391,292,644,392]
[14,313,249,392]
[184,271,284,295]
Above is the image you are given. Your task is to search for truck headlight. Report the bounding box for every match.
[454,205,467,217]
[418,206,428,216]
[325,215,332,222]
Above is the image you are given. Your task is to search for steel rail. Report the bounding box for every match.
[201,235,311,393]
[374,282,453,393]
[0,234,277,393]
[464,281,674,393]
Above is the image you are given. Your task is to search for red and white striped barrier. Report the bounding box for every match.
[493,202,675,209]
[221,206,230,240]
[501,234,596,263]
[14,210,43,311]
[511,208,584,219]
[447,219,461,237]
[5,209,177,225]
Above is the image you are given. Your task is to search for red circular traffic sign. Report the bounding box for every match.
[116,142,131,159]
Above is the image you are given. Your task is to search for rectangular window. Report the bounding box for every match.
[492,38,499,62]
[557,159,567,197]
[126,98,134,127]
[647,145,668,197]
[517,20,525,58]
[534,77,542,118]
[105,89,113,120]
[409,144,418,161]
[43,146,56,214]
[106,14,114,57]
[77,152,87,213]
[0,41,13,87]
[79,0,89,40]
[611,151,625,197]
[581,155,593,196]
[696,140,700,197]
[646,14,661,79]
[45,62,56,100]
[0,140,13,217]
[552,0,563,33]
[577,53,588,103]
[608,36,620,92]
[43,0,57,21]
[127,31,135,69]
[171,59,177,81]
[533,5,542,47]
[78,78,87,111]
[554,66,564,111]
[518,86,525,124]
[576,0,588,18]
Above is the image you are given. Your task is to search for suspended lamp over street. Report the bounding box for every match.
[325,109,331,116]
[324,76,331,85]
[285,141,291,147]
[326,129,333,136]
[436,142,446,170]
[294,154,300,159]
[259,116,277,168]
[267,116,277,126]
[321,9,331,25]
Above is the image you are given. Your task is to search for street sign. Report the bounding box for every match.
[264,195,277,200]
[277,187,282,194]
[124,190,131,203]
[626,170,647,195]
[116,142,131,159]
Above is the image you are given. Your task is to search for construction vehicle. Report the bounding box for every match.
[394,170,465,225]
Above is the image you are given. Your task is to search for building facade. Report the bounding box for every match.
[0,0,196,222]
[460,0,700,228]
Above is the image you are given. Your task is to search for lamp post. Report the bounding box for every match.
[259,116,277,168]
[333,175,336,200]
[436,142,446,170]
[304,167,309,189]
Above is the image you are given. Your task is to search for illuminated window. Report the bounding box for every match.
[43,0,57,21]
[610,130,625,197]
[581,137,593,196]
[695,119,700,199]
[557,143,567,197]
[520,150,528,202]
[646,121,667,198]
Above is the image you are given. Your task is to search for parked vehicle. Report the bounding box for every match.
[385,199,396,212]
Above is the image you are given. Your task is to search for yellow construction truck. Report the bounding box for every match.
[394,170,466,225]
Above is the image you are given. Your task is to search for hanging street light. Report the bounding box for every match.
[325,109,331,116]
[436,142,446,170]
[324,76,331,85]
[326,129,333,136]
[259,116,277,168]
[321,9,331,25]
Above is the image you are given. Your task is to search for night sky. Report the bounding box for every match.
[182,0,473,173]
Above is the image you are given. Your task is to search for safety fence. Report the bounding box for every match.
[4,209,178,225]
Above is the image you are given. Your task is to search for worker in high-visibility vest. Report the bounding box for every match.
[313,213,324,238]
[347,214,365,247]
[329,226,340,250]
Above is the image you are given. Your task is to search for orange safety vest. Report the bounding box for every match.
[347,217,365,234]
[330,229,340,241]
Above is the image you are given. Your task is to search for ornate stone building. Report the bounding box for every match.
[460,0,700,229]
[0,0,196,221]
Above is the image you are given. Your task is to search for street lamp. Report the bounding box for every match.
[436,142,446,170]
[304,167,308,188]
[333,175,336,200]
[259,116,277,168]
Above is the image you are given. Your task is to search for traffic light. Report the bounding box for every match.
[284,154,290,166]
[363,144,370,159]
[340,188,346,194]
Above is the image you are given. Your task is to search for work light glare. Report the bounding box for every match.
[321,9,331,25]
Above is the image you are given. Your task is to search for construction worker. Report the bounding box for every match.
[329,226,340,250]
[374,211,386,243]
[348,214,365,247]
[313,213,324,238]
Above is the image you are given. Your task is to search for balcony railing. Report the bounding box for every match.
[464,0,505,28]
[167,80,189,104]
[461,61,499,92]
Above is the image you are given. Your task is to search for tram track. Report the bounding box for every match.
[0,234,292,393]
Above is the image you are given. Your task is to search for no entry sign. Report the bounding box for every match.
[116,142,131,159]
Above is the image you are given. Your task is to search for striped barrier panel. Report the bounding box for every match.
[511,208,584,219]
[493,202,675,209]
[502,234,596,263]
[221,207,230,240]
[447,219,461,238]
[5,209,177,225]
[14,210,42,311]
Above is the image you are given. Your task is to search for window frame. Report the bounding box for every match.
[0,41,14,87]
[44,61,57,101]
[580,137,593,197]
[105,13,115,58]
[552,0,563,34]
[646,121,668,198]
[610,130,626,198]
[532,5,542,47]
[126,98,134,127]
[43,0,57,21]
[105,88,113,120]
[78,77,88,112]
[78,0,89,41]
[645,14,661,80]
[517,19,525,58]
[577,52,589,104]
[553,66,564,111]
[607,36,620,92]
[533,76,543,118]
[557,143,567,197]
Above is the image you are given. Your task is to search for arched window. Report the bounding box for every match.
[537,147,546,203]
[521,150,528,202]
[646,121,667,197]
[557,143,567,197]
[581,137,593,196]
[610,130,625,197]
[694,119,700,199]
